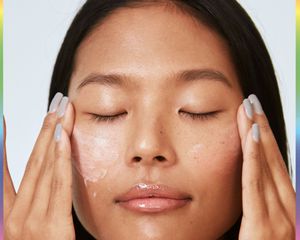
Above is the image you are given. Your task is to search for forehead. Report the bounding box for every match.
[69,5,240,92]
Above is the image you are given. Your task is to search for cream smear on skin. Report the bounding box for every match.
[186,121,241,168]
[71,127,120,183]
[188,143,204,161]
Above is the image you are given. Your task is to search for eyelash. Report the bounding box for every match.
[90,112,127,122]
[179,110,219,120]
[90,111,219,123]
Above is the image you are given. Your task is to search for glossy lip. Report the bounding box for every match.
[114,183,192,213]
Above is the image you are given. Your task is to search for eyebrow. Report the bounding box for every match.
[76,68,232,90]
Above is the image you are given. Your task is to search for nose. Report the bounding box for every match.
[125,115,177,168]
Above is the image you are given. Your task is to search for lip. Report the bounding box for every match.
[114,183,192,213]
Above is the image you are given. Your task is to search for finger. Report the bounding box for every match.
[3,117,16,220]
[242,124,267,220]
[47,125,73,220]
[249,94,295,219]
[249,94,290,176]
[237,98,254,152]
[29,97,70,218]
[9,93,63,222]
[258,151,296,231]
[60,101,75,137]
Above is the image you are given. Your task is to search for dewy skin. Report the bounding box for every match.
[71,127,119,183]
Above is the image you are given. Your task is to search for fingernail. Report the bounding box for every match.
[48,92,63,113]
[243,98,253,120]
[54,123,62,142]
[252,123,260,143]
[248,94,264,115]
[57,96,69,118]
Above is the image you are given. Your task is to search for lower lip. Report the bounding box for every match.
[117,198,191,213]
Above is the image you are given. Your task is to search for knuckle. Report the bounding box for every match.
[259,121,270,134]
[52,178,65,191]
[275,155,289,174]
[248,149,259,160]
[55,147,70,163]
[41,114,56,132]
[256,222,274,239]
[25,155,42,173]
[5,220,21,239]
[44,224,56,237]
[243,178,263,193]
[47,218,75,240]
[23,218,39,236]
[277,219,295,239]
[52,177,72,195]
[44,157,55,171]
[55,146,65,159]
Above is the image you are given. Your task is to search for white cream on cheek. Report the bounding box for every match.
[186,122,241,170]
[188,143,204,161]
[71,127,120,183]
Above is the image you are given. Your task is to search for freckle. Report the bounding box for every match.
[160,130,163,134]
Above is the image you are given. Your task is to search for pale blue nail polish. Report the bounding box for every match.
[54,123,62,142]
[57,96,69,118]
[48,92,63,113]
[243,99,253,119]
[249,94,264,115]
[252,123,260,143]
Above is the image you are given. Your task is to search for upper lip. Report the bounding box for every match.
[114,183,192,203]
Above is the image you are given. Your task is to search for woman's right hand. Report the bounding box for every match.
[4,93,76,240]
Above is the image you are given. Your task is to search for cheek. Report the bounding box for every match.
[186,122,242,176]
[71,126,122,183]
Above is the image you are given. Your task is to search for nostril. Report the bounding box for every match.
[133,156,142,162]
[132,155,167,163]
[156,155,166,162]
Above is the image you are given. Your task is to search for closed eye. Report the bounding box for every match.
[89,110,219,123]
[179,110,219,120]
[90,112,127,122]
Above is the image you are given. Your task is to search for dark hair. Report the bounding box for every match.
[48,1,289,239]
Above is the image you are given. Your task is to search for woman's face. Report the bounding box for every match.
[68,5,243,240]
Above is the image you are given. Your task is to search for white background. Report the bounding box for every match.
[4,0,295,190]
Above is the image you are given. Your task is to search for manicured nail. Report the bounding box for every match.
[252,123,260,143]
[243,99,253,120]
[48,92,63,113]
[248,94,264,115]
[54,123,62,142]
[57,96,69,118]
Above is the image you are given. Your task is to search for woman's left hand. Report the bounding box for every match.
[237,94,295,240]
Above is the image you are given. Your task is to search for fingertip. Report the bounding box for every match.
[243,98,254,120]
[54,123,62,142]
[244,124,261,160]
[252,123,260,143]
[237,99,254,152]
[55,125,71,156]
[237,103,245,127]
[60,102,75,137]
